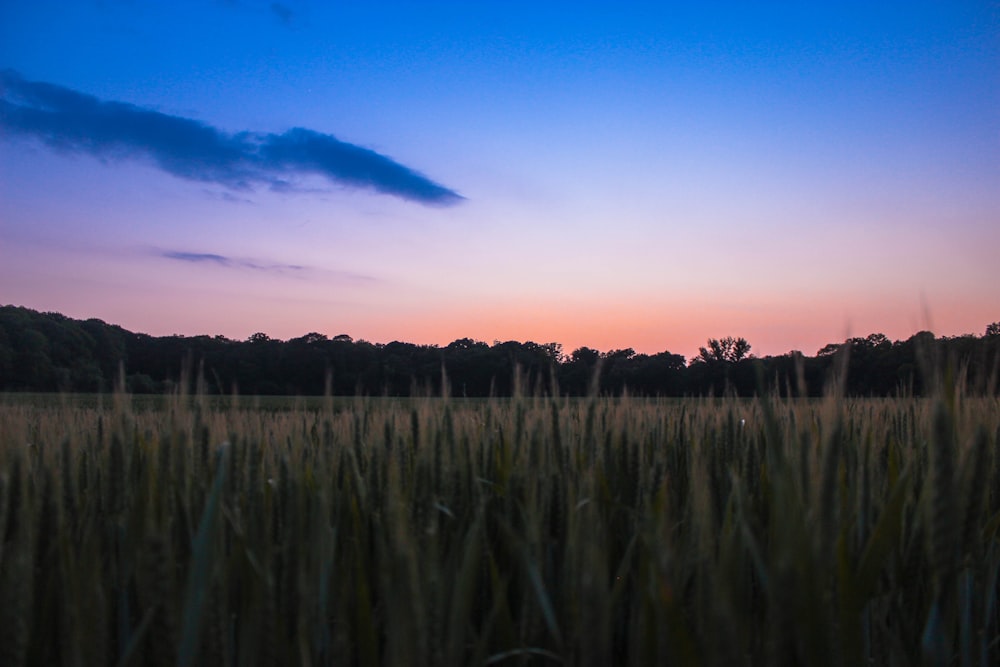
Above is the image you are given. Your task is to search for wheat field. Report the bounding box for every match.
[1,386,998,666]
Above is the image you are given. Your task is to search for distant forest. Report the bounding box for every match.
[1,305,998,397]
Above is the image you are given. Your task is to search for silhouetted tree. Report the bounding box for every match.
[559,347,601,395]
[621,350,686,396]
[694,336,752,364]
[294,332,328,344]
[2,305,996,397]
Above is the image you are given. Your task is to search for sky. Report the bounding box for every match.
[1,1,998,360]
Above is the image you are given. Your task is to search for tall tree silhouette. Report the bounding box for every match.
[694,336,752,363]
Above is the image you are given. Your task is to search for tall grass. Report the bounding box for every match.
[1,387,998,665]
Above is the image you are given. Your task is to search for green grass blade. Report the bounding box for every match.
[177,443,229,667]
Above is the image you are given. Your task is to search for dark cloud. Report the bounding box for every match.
[0,69,463,205]
[270,2,294,24]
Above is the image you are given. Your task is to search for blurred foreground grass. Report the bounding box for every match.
[1,388,998,665]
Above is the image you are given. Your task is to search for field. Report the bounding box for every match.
[1,387,999,666]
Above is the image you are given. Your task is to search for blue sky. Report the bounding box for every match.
[2,1,998,358]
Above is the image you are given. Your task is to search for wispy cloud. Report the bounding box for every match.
[270,2,294,25]
[202,189,256,204]
[154,248,377,282]
[159,250,287,270]
[0,69,463,205]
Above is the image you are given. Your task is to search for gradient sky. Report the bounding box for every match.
[2,1,998,359]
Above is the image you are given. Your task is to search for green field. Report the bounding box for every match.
[1,389,998,666]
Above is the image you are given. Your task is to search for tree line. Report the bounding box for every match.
[1,305,998,397]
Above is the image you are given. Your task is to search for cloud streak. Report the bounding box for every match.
[0,69,462,205]
[154,248,377,282]
[158,250,302,272]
